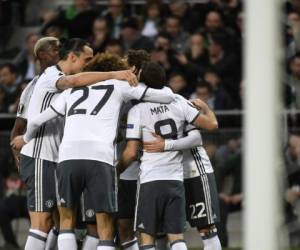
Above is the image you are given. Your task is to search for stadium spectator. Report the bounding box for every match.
[43,0,98,39]
[167,0,201,33]
[89,17,110,53]
[190,79,232,110]
[207,32,240,96]
[215,151,243,247]
[0,63,19,113]
[284,134,300,225]
[287,53,300,109]
[0,175,28,250]
[151,32,181,77]
[164,16,189,53]
[105,39,124,57]
[167,72,189,98]
[141,0,164,38]
[13,33,40,81]
[102,0,127,39]
[120,16,154,52]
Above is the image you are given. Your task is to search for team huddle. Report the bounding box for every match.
[10,37,222,250]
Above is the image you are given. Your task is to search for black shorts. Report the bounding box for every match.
[184,173,220,229]
[19,154,57,212]
[57,160,117,214]
[135,180,186,236]
[118,179,137,219]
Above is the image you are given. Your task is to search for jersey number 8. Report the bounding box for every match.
[154,119,178,139]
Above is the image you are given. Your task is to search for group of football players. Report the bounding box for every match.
[10,36,222,250]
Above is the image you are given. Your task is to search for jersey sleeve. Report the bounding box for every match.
[16,86,30,119]
[24,108,59,143]
[50,90,69,116]
[42,67,65,91]
[180,98,200,124]
[116,81,148,102]
[16,78,37,119]
[126,106,142,140]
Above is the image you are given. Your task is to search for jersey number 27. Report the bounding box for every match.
[67,85,114,116]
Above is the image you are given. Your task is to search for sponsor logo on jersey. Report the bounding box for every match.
[86,209,95,218]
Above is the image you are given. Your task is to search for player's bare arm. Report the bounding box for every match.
[10,108,59,151]
[56,70,138,90]
[191,99,218,130]
[117,140,140,175]
[10,118,27,166]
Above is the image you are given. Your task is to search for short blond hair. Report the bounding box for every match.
[33,37,59,58]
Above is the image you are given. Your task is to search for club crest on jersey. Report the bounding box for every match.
[86,209,95,218]
[127,124,134,129]
[150,105,169,115]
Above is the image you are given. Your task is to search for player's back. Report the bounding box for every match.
[58,79,147,165]
[21,65,65,162]
[129,95,200,183]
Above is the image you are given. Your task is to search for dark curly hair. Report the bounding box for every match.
[127,49,150,73]
[84,52,128,72]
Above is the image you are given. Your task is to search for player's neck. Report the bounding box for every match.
[57,60,73,75]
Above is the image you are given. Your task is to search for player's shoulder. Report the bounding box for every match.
[43,65,64,77]
[93,79,128,87]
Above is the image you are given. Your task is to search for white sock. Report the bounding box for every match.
[140,244,155,250]
[170,240,187,250]
[156,236,169,250]
[82,234,99,250]
[122,237,139,250]
[202,235,222,250]
[45,227,59,250]
[25,229,48,250]
[97,240,115,250]
[58,231,77,250]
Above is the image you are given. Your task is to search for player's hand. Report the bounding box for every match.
[143,133,165,153]
[191,98,209,111]
[230,194,243,205]
[10,136,26,152]
[113,70,138,86]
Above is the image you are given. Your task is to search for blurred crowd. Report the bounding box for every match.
[2,0,242,114]
[0,0,300,115]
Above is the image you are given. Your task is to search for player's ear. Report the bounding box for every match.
[69,52,77,63]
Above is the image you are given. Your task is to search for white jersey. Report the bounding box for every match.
[126,95,200,184]
[183,125,214,178]
[51,79,149,165]
[16,76,39,119]
[21,65,65,163]
[120,161,140,180]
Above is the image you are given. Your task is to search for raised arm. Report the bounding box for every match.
[191,99,218,131]
[142,87,175,104]
[144,129,202,153]
[56,70,138,90]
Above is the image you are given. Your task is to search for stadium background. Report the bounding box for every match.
[0,0,299,249]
